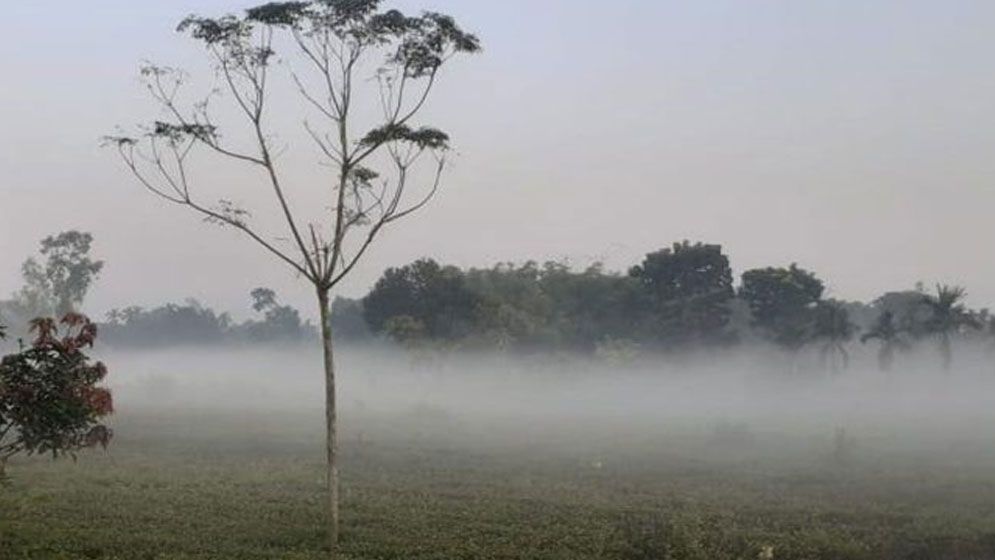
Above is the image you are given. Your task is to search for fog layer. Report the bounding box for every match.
[104,344,995,468]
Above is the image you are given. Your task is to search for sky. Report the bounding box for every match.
[2,0,995,321]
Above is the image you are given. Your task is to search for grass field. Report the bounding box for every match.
[4,404,995,560]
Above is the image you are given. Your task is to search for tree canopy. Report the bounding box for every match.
[629,241,735,345]
[739,264,824,351]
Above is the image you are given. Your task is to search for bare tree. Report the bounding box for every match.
[105,1,479,550]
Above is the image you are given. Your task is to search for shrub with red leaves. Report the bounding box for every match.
[0,313,113,479]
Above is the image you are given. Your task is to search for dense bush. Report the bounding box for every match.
[0,314,113,480]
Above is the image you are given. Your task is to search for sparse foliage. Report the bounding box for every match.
[245,288,312,342]
[13,231,104,318]
[108,0,480,547]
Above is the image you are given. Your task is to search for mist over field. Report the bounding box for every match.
[105,343,995,464]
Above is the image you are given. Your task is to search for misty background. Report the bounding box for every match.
[3,0,995,321]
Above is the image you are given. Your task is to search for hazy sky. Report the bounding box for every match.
[3,0,995,320]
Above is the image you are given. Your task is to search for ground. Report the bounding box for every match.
[3,408,995,560]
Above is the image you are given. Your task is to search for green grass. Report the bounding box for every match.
[3,409,995,559]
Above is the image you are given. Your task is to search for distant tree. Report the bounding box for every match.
[383,315,428,347]
[920,285,981,371]
[811,300,856,374]
[250,288,278,313]
[363,259,481,340]
[629,242,735,346]
[739,264,824,354]
[461,261,643,351]
[872,290,932,338]
[107,1,479,545]
[860,311,911,372]
[245,288,312,342]
[329,297,370,341]
[538,262,645,350]
[13,231,104,318]
[836,299,878,333]
[0,314,113,481]
[465,262,555,348]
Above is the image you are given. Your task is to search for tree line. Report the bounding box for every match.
[3,234,992,372]
[100,288,318,347]
[0,232,316,348]
[349,241,992,372]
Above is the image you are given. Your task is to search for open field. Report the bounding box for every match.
[4,402,995,560]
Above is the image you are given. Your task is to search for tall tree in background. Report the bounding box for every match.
[920,285,980,371]
[739,264,824,359]
[363,259,481,341]
[14,231,104,318]
[107,1,480,548]
[247,288,311,342]
[629,242,735,346]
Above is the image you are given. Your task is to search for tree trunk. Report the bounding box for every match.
[940,334,952,372]
[317,289,339,552]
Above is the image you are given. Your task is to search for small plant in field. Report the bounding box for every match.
[0,314,113,482]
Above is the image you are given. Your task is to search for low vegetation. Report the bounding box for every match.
[4,409,995,559]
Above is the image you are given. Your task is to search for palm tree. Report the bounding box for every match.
[812,300,856,374]
[860,311,910,372]
[920,285,981,371]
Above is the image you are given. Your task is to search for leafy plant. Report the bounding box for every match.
[0,314,113,480]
